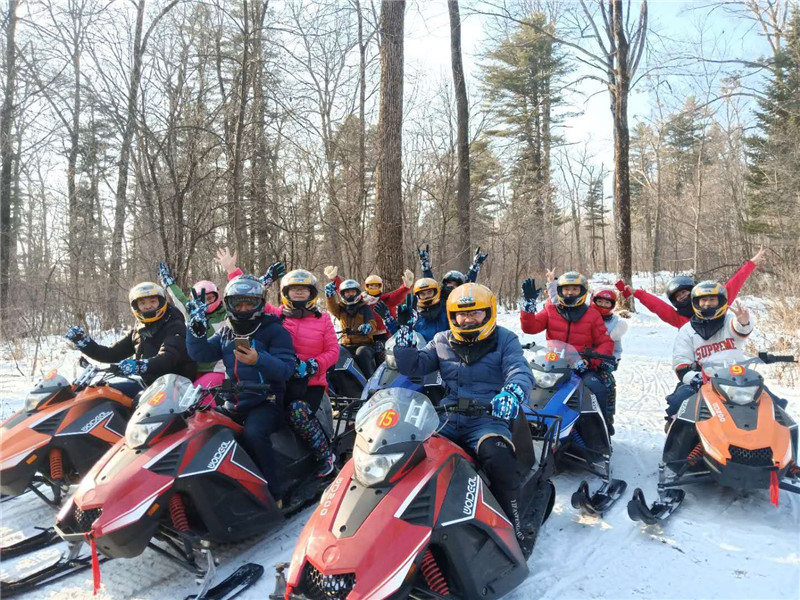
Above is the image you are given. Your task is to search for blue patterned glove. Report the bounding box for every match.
[521,278,540,313]
[394,326,416,347]
[573,359,589,375]
[260,261,286,288]
[295,357,319,378]
[383,315,399,334]
[65,325,91,349]
[417,244,431,273]
[187,288,209,338]
[491,383,524,420]
[158,262,175,287]
[358,323,373,335]
[397,295,414,326]
[471,247,489,272]
[599,359,617,374]
[324,281,337,298]
[118,358,148,376]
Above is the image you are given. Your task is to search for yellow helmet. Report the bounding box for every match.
[413,278,441,309]
[556,272,589,308]
[446,283,497,342]
[280,269,319,311]
[691,281,728,321]
[364,274,383,297]
[129,282,167,323]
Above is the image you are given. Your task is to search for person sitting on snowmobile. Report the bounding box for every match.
[185,275,296,501]
[324,278,379,377]
[616,247,766,328]
[323,266,415,345]
[65,282,196,399]
[393,282,536,553]
[666,281,754,423]
[395,277,451,343]
[417,245,489,302]
[216,254,340,477]
[158,259,227,387]
[521,272,617,431]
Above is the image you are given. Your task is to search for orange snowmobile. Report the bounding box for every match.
[628,350,799,523]
[0,358,140,557]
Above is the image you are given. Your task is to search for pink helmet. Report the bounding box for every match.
[192,280,221,313]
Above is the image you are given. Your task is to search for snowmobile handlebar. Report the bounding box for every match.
[758,352,796,364]
[519,343,616,363]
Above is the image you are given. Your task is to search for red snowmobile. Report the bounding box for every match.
[1,374,360,599]
[0,359,141,558]
[271,388,559,600]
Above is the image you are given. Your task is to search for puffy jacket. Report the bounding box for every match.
[186,314,295,412]
[333,276,410,332]
[635,260,756,328]
[325,296,377,347]
[81,305,196,385]
[413,304,450,343]
[395,326,535,408]
[264,303,339,389]
[520,303,615,360]
[166,283,227,373]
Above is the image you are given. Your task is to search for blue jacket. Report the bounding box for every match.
[395,326,535,408]
[187,315,296,412]
[413,305,450,343]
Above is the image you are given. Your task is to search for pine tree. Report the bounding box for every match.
[584,172,608,272]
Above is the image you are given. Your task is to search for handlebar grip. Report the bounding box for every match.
[581,350,617,362]
[521,342,535,350]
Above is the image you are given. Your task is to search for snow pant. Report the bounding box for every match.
[345,344,377,378]
[439,413,523,539]
[665,382,696,417]
[107,377,146,403]
[237,403,282,500]
[284,381,330,463]
[596,370,617,433]
[582,372,610,417]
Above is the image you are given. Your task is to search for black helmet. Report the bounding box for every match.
[223,275,266,327]
[442,270,466,289]
[666,275,695,316]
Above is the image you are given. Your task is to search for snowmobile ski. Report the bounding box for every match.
[0,545,111,598]
[0,526,60,559]
[185,563,264,600]
[626,487,685,524]
[571,478,628,516]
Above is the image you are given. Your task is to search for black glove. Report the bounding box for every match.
[472,246,489,269]
[397,294,414,326]
[374,301,390,320]
[522,278,540,302]
[261,261,287,288]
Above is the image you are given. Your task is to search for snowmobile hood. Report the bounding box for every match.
[696,386,793,468]
[285,435,475,599]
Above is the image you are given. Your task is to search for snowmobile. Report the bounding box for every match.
[1,374,360,598]
[628,350,799,524]
[271,388,559,600]
[522,341,627,516]
[0,358,142,558]
[327,333,368,401]
[360,331,445,404]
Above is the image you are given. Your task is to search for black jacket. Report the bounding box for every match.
[81,305,197,385]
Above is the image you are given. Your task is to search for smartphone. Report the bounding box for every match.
[234,338,250,352]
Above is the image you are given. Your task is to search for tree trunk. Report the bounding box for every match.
[374,0,405,288]
[0,0,17,324]
[232,0,251,269]
[448,0,470,272]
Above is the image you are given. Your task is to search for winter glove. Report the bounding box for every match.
[358,323,373,335]
[373,301,390,320]
[417,244,431,273]
[615,280,632,299]
[599,359,617,374]
[491,383,524,421]
[521,278,541,313]
[158,262,176,287]
[324,281,337,298]
[324,265,338,280]
[374,341,385,353]
[261,261,286,288]
[187,288,209,338]
[295,357,319,379]
[117,358,149,376]
[573,359,589,375]
[65,325,92,349]
[402,269,415,289]
[683,371,703,389]
[394,326,416,347]
[397,294,414,326]
[471,247,489,271]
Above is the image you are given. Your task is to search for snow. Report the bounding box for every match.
[1,296,799,600]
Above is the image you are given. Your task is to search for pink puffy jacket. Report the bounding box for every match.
[228,268,339,389]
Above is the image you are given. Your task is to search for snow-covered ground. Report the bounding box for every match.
[1,286,798,600]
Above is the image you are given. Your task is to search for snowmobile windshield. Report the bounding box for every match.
[701,349,763,373]
[125,374,194,448]
[702,350,765,406]
[529,341,583,372]
[354,388,439,454]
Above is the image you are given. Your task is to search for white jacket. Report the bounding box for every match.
[672,313,753,383]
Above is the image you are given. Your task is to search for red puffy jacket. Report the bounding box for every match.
[520,304,615,361]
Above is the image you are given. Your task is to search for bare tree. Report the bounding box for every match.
[0,0,18,324]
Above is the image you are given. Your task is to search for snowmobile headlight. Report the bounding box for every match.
[25,392,49,413]
[535,371,563,389]
[353,446,403,487]
[125,421,161,448]
[716,382,760,406]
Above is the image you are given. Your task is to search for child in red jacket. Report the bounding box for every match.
[520,272,618,433]
[616,248,766,328]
